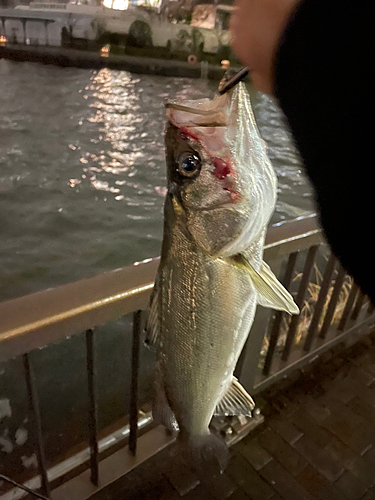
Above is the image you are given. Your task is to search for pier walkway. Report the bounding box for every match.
[104,335,375,500]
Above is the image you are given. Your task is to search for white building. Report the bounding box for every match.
[0,1,231,54]
[0,2,103,46]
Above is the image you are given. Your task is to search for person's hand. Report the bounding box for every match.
[230,0,301,94]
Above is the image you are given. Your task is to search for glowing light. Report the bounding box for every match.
[102,0,129,9]
[0,35,7,46]
[113,0,128,9]
[154,186,167,197]
[68,179,82,188]
[100,44,110,57]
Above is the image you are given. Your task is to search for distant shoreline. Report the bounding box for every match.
[0,44,233,78]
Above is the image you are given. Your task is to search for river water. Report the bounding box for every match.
[0,59,314,479]
[0,59,314,303]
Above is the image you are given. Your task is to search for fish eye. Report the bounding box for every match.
[177,152,201,178]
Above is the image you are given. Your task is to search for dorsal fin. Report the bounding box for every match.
[144,275,160,348]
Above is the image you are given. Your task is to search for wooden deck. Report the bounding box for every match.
[96,335,375,500]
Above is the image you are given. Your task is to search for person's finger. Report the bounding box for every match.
[229,0,300,95]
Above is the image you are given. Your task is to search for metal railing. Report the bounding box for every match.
[236,215,375,395]
[0,214,374,500]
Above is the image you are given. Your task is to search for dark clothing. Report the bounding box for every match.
[274,0,374,302]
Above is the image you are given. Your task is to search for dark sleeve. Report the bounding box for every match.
[274,0,374,303]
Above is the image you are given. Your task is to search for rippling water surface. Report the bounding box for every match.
[0,60,314,302]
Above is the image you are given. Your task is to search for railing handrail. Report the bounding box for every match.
[0,214,321,363]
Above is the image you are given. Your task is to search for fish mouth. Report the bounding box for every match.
[165,101,224,116]
[165,102,228,127]
[167,182,179,197]
[165,95,229,128]
[195,201,239,212]
[165,102,218,116]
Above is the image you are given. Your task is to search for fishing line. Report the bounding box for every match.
[218,67,249,95]
[0,473,50,500]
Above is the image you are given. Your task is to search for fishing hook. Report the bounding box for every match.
[218,67,249,95]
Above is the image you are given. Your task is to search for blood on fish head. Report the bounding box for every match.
[177,127,240,203]
[212,157,231,180]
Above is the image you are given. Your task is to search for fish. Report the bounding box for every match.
[145,82,299,471]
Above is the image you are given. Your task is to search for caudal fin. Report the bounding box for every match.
[187,433,229,473]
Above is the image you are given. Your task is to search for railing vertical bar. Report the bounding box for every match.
[262,252,298,376]
[129,310,141,456]
[351,290,365,321]
[23,353,50,498]
[337,283,359,331]
[303,253,336,352]
[282,245,319,362]
[0,474,50,500]
[319,267,346,339]
[86,328,99,486]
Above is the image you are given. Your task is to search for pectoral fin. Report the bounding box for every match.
[214,378,255,417]
[232,255,299,315]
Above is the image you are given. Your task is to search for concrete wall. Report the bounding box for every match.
[4,19,25,44]
[3,18,62,45]
[0,11,98,46]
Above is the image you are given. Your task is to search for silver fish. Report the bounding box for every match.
[146,83,298,470]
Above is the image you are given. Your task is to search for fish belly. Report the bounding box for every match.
[158,245,257,437]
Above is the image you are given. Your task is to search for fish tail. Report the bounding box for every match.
[186,433,229,473]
